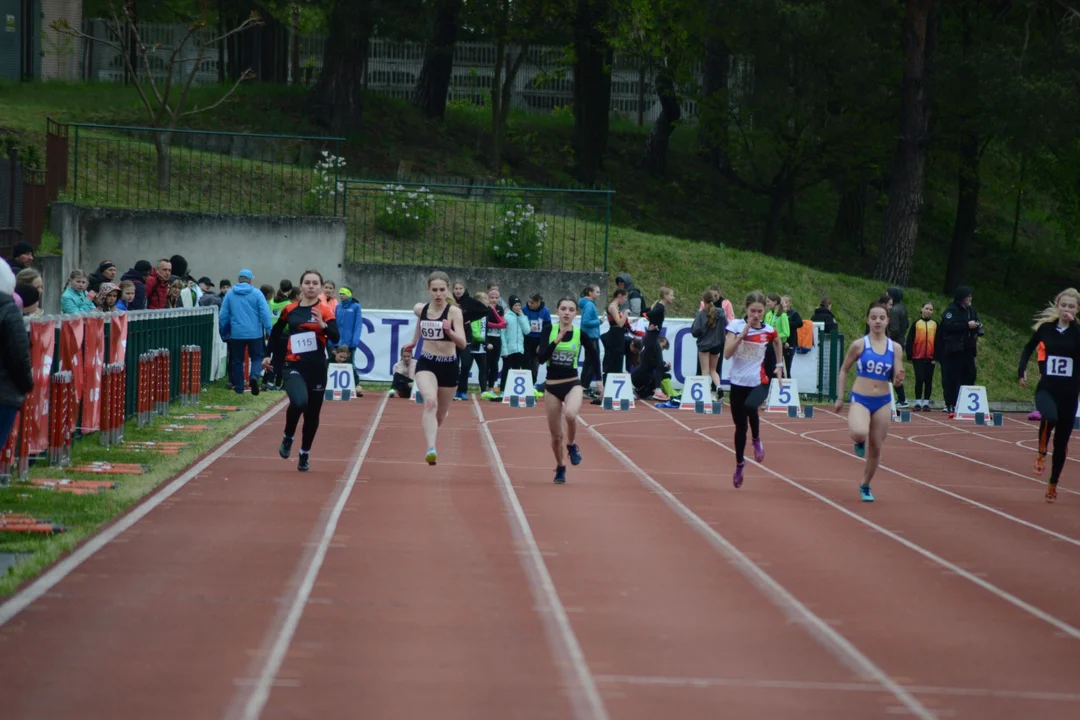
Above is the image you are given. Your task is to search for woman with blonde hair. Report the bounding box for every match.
[1018,288,1080,503]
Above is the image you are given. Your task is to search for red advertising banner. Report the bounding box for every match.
[59,318,85,435]
[110,313,129,366]
[28,321,55,454]
[81,316,105,432]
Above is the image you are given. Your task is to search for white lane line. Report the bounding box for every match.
[0,399,289,627]
[595,674,1080,702]
[230,393,389,720]
[578,417,937,720]
[645,406,1080,641]
[474,399,609,720]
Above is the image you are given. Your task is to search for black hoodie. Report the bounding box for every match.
[119,268,149,310]
[0,292,34,408]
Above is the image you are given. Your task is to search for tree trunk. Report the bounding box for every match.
[290,5,300,84]
[154,131,172,192]
[1003,151,1026,286]
[572,0,612,185]
[697,28,731,174]
[413,0,463,119]
[761,173,794,255]
[873,0,939,286]
[831,172,869,255]
[943,127,980,294]
[309,0,375,134]
[642,65,680,175]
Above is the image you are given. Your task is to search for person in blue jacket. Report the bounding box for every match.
[579,284,604,401]
[335,286,363,383]
[219,268,273,395]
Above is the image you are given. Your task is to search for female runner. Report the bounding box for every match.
[724,291,785,489]
[265,269,339,472]
[537,297,600,484]
[1018,288,1080,503]
[833,300,905,502]
[403,271,467,465]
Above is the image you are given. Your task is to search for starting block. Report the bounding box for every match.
[324,388,353,401]
[694,400,722,415]
[975,411,1004,427]
[413,390,424,404]
[603,397,632,411]
[893,409,911,423]
[508,394,536,408]
[786,405,815,419]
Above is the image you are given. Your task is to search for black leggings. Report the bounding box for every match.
[729,384,763,465]
[912,359,935,401]
[283,363,327,452]
[1035,389,1078,485]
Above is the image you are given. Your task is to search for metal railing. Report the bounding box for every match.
[342,179,613,272]
[65,123,345,216]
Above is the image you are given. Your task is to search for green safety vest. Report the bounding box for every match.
[548,325,580,369]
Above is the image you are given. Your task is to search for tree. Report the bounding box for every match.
[308,0,376,134]
[873,0,940,286]
[413,0,464,119]
[571,0,613,184]
[53,0,262,191]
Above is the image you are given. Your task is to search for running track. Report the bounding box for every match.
[1,395,1078,719]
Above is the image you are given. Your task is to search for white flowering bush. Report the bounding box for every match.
[489,201,547,269]
[304,150,346,215]
[373,184,435,237]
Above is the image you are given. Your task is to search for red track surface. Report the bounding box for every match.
[1,395,1078,719]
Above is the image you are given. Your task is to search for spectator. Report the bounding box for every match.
[145,258,173,310]
[169,255,191,284]
[936,286,981,416]
[0,281,34,455]
[61,269,96,314]
[96,282,121,312]
[165,279,184,309]
[88,261,117,293]
[781,295,804,377]
[119,260,152,310]
[116,281,136,311]
[15,284,40,316]
[887,287,910,409]
[811,295,839,335]
[335,286,363,378]
[218,268,272,395]
[614,273,645,316]
[6,241,34,273]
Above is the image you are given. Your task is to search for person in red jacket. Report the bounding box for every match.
[144,258,172,309]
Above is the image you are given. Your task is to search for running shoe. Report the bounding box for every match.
[481,390,499,401]
[298,452,310,472]
[733,463,745,489]
[567,444,582,466]
[426,448,437,466]
[554,465,567,484]
[860,484,874,502]
[854,441,866,458]
[752,437,765,463]
[279,435,293,459]
[1035,453,1046,476]
[454,392,469,401]
[1046,483,1057,503]
[250,377,260,397]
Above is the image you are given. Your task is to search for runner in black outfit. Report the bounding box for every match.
[1018,288,1080,503]
[265,269,339,472]
[537,297,601,484]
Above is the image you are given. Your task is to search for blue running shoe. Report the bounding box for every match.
[567,444,582,466]
[854,441,866,458]
[860,484,874,502]
[554,465,567,484]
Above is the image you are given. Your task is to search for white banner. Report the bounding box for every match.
[351,310,822,394]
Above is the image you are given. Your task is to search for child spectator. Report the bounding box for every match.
[96,282,121,312]
[392,346,417,398]
[117,281,136,312]
[500,295,530,373]
[61,269,95,314]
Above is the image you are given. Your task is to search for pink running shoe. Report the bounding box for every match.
[752,438,765,463]
[733,463,745,489]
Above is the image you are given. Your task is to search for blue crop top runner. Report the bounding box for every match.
[850,335,896,414]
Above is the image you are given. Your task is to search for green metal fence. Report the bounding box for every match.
[64,122,345,217]
[816,328,846,402]
[342,179,613,272]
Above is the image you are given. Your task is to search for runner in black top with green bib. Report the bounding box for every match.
[1018,288,1080,502]
[536,297,600,484]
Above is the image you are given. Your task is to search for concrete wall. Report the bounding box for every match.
[341,262,608,310]
[52,203,347,287]
[31,254,63,315]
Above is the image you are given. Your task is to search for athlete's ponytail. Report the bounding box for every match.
[1032,288,1080,330]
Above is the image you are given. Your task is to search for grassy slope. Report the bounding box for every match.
[0,81,1056,402]
[0,386,278,596]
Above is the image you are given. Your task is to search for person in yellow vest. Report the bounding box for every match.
[537,297,601,484]
[904,302,937,410]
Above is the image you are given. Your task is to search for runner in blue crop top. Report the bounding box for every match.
[834,299,906,502]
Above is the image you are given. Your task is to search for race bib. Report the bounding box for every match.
[1046,355,1074,378]
[290,331,318,354]
[551,350,576,366]
[420,319,444,340]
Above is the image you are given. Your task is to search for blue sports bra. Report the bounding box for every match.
[856,335,895,382]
